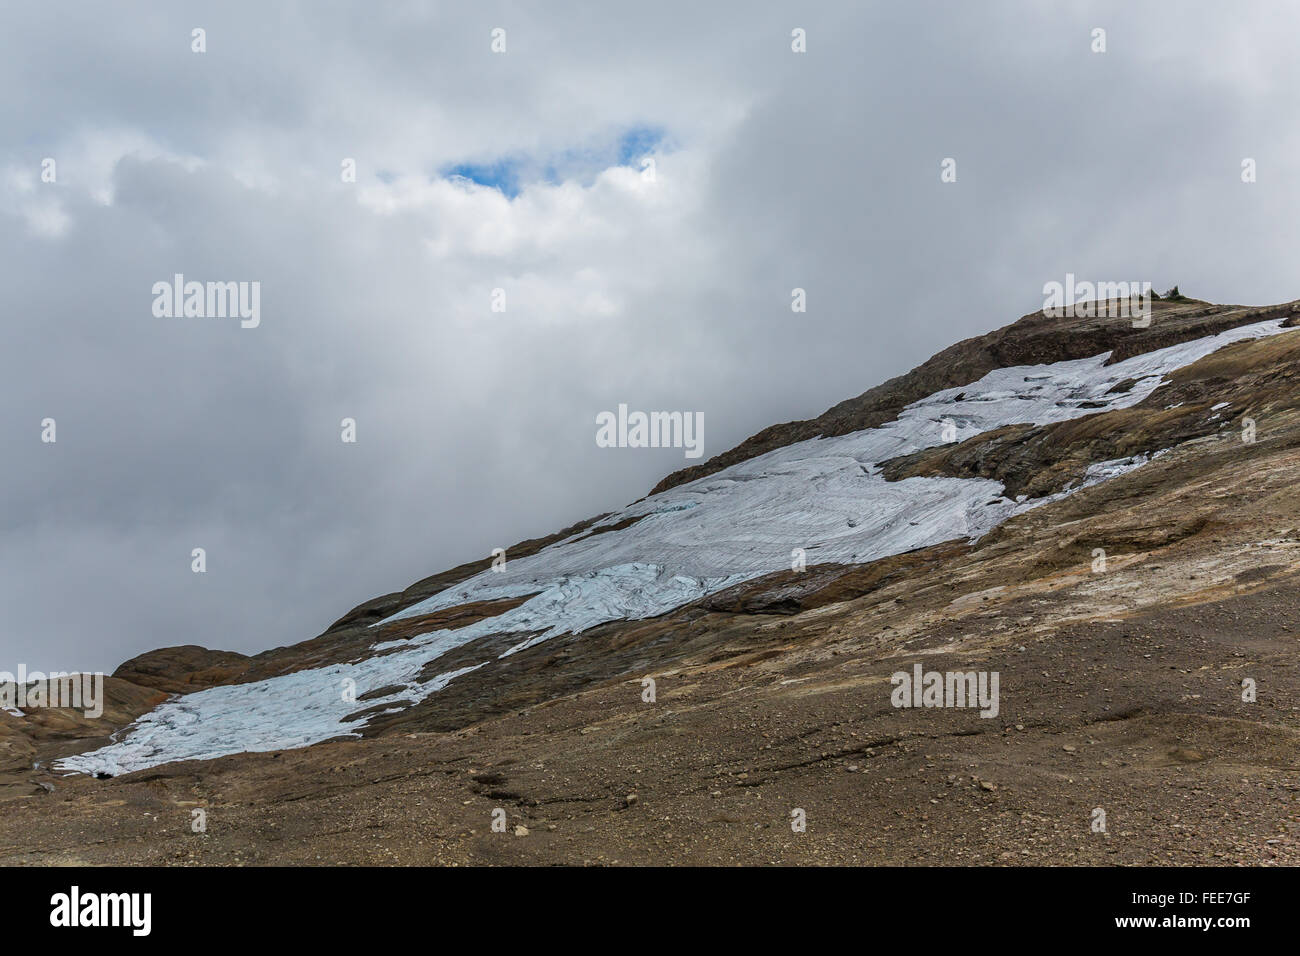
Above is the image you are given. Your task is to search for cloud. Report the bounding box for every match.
[2,1,1300,671]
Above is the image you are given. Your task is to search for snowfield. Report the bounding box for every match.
[56,318,1292,776]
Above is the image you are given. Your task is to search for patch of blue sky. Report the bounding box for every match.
[443,157,524,197]
[615,125,665,165]
[441,125,668,198]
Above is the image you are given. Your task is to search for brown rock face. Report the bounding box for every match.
[113,645,252,695]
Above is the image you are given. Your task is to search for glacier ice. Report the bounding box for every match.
[56,318,1292,775]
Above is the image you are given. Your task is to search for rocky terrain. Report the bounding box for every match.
[4,294,1299,865]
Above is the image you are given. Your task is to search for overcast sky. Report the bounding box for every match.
[3,1,1299,672]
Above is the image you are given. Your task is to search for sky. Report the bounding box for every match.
[3,1,1300,673]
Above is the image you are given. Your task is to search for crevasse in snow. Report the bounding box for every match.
[55,318,1291,775]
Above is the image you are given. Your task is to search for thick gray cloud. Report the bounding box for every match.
[2,1,1298,671]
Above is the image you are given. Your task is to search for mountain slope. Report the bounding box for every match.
[49,296,1300,774]
[5,294,1300,865]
